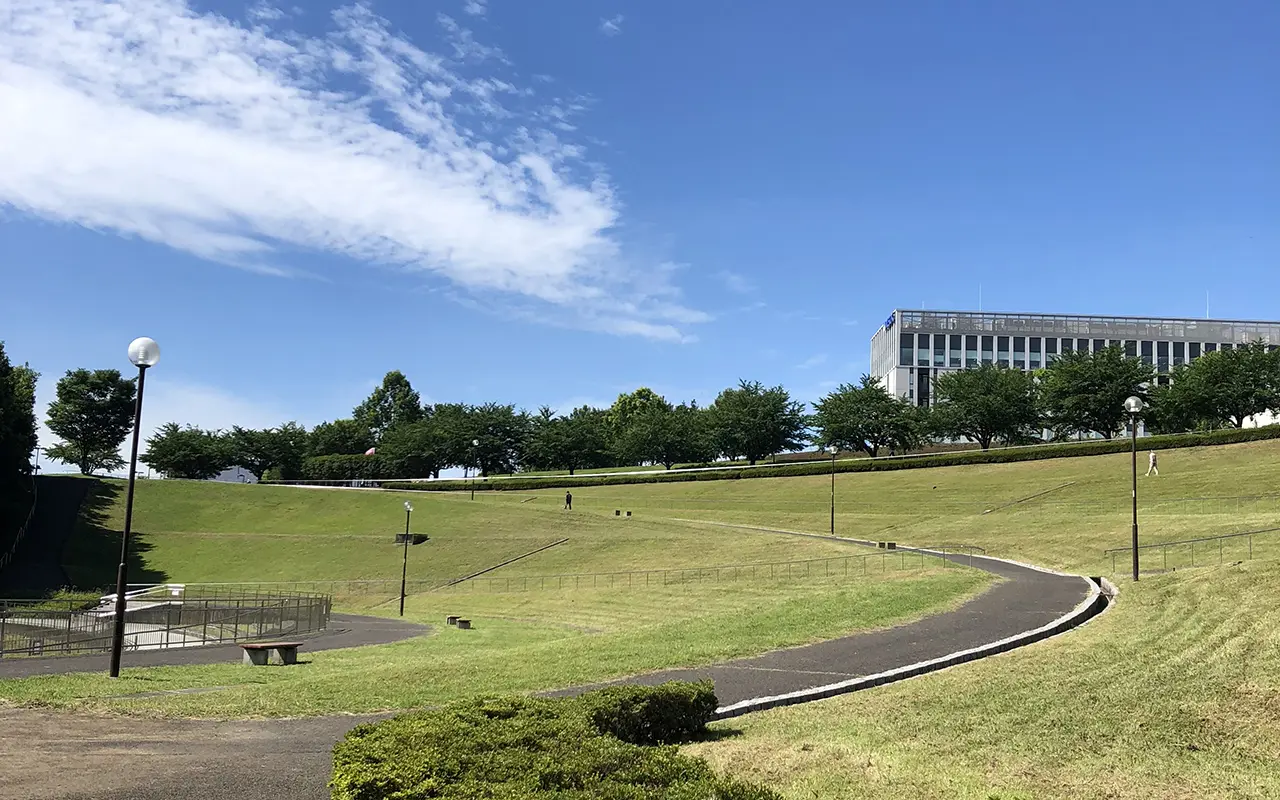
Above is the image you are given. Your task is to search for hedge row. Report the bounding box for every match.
[377,425,1280,493]
[330,681,777,800]
[302,454,397,481]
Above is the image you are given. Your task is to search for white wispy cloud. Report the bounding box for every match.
[715,270,755,294]
[600,15,624,36]
[0,0,702,341]
[796,353,829,370]
[462,0,487,16]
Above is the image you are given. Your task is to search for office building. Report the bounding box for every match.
[870,310,1280,407]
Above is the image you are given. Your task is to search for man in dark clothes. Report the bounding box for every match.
[565,491,572,510]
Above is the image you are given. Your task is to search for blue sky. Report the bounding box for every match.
[2,0,1277,470]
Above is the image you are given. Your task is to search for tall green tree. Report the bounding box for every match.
[1038,345,1154,439]
[709,380,808,465]
[309,419,374,457]
[525,406,613,475]
[141,424,233,480]
[930,365,1040,451]
[45,368,136,475]
[1164,342,1280,429]
[614,403,715,469]
[468,403,530,477]
[377,418,446,477]
[230,422,310,480]
[812,375,921,457]
[605,388,671,460]
[353,371,424,441]
[0,342,39,492]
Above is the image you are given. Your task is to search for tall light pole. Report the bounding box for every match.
[399,501,413,617]
[829,446,837,535]
[470,438,480,500]
[108,337,160,678]
[1124,395,1145,582]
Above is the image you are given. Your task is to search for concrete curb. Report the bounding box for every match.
[712,571,1112,721]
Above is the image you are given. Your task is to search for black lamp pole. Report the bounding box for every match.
[399,504,412,617]
[108,364,148,678]
[829,448,837,535]
[1130,411,1140,581]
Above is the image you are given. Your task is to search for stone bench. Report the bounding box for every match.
[240,641,303,666]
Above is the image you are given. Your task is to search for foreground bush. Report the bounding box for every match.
[330,681,779,800]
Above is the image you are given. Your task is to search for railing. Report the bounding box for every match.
[0,475,37,574]
[1102,526,1280,574]
[0,584,331,658]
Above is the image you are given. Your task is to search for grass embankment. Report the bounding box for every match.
[690,560,1280,799]
[0,571,986,717]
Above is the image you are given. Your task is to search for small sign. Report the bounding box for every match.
[885,312,896,330]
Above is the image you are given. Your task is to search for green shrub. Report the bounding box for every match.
[300,454,394,482]
[576,680,718,746]
[379,425,1280,492]
[330,683,778,800]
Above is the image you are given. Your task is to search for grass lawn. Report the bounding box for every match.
[0,569,987,718]
[688,559,1280,800]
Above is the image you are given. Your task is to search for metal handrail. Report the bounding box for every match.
[1102,525,1280,555]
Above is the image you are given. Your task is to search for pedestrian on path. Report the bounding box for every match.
[565,491,573,510]
[1146,451,1159,477]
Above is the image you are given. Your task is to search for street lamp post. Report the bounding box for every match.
[829,446,837,535]
[470,439,480,500]
[399,501,413,617]
[1124,395,1145,582]
[108,337,160,678]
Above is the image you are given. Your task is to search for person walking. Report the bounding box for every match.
[564,491,573,510]
[1146,451,1159,477]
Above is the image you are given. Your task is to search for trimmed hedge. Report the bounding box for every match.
[303,454,396,481]
[330,681,778,800]
[377,425,1280,493]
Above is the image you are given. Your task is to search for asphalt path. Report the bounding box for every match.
[0,550,1095,800]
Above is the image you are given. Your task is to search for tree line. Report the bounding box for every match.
[30,340,1280,481]
[0,341,39,543]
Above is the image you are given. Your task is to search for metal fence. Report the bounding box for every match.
[0,584,331,658]
[437,547,980,594]
[1103,526,1280,574]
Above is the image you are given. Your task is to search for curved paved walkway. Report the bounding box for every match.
[0,613,429,679]
[0,544,1105,800]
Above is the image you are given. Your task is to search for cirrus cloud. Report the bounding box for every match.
[0,0,704,340]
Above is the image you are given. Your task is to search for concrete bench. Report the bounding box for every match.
[240,641,303,666]
[456,619,472,630]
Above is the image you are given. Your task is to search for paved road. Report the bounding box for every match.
[0,548,1094,800]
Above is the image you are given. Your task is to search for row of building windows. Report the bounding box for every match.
[898,333,1270,373]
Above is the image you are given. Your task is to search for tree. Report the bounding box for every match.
[812,375,922,457]
[0,342,39,492]
[605,388,671,461]
[1165,342,1280,429]
[353,371,423,441]
[614,403,715,469]
[709,380,808,465]
[141,423,234,480]
[930,365,1040,450]
[1038,345,1154,439]
[230,422,310,480]
[309,419,374,457]
[468,403,530,477]
[377,418,446,477]
[45,368,136,475]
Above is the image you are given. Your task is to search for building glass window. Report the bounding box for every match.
[1078,338,1090,353]
[1141,340,1153,366]
[1124,340,1137,358]
[917,368,931,407]
[981,335,994,365]
[900,333,914,366]
[934,336,946,367]
[965,335,979,367]
[1046,338,1058,362]
[1157,341,1169,373]
[1093,339,1105,353]
[918,333,931,366]
[1061,339,1074,354]
[950,335,962,368]
[997,336,1010,368]
[1221,343,1234,352]
[1013,336,1026,369]
[1173,341,1185,367]
[1205,342,1217,353]
[1030,337,1042,369]
[1189,342,1201,360]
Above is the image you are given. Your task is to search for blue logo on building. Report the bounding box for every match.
[885,312,896,330]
